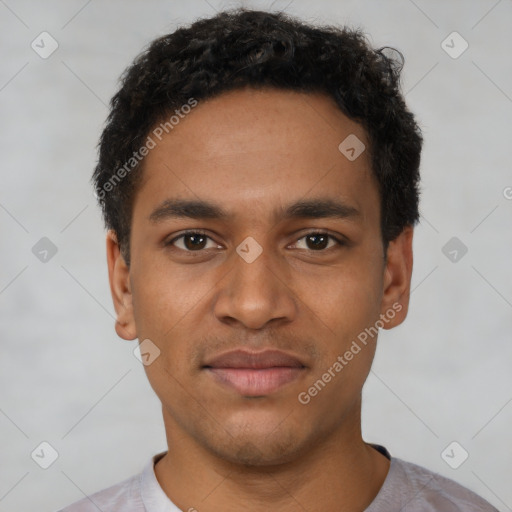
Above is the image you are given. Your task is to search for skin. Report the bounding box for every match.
[107,87,413,512]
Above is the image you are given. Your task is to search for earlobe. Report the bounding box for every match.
[106,230,137,340]
[380,226,414,330]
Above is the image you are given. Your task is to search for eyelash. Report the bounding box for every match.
[166,230,346,253]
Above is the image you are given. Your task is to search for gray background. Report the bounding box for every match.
[1,0,511,510]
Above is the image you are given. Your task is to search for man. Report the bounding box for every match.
[60,8,498,512]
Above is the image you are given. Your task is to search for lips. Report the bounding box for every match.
[204,349,305,369]
[203,349,306,396]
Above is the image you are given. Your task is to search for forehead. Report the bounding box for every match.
[133,87,377,226]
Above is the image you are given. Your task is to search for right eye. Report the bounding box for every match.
[166,231,221,252]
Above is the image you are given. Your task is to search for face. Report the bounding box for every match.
[107,87,413,466]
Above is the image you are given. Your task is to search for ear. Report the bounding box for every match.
[380,226,414,329]
[106,230,137,340]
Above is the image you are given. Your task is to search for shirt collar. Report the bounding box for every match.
[140,451,181,511]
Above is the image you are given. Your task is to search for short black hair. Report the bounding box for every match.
[93,8,422,264]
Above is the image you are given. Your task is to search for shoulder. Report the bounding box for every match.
[56,473,143,512]
[368,457,499,512]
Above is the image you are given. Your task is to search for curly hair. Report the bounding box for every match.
[93,8,422,264]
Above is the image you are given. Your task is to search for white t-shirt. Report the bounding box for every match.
[58,446,498,511]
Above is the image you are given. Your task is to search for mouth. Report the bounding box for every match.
[203,349,307,397]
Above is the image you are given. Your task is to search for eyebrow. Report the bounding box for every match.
[149,198,360,223]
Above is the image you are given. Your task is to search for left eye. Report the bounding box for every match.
[292,232,343,251]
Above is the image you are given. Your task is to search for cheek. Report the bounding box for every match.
[129,254,218,397]
[297,256,384,346]
[130,261,205,405]
[296,266,382,413]
[130,252,213,339]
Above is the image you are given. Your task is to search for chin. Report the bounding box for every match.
[203,416,310,467]
[215,436,302,467]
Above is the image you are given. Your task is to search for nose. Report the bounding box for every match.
[213,241,297,330]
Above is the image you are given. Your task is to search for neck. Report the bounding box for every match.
[154,406,390,512]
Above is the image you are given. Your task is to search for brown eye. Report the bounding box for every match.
[168,231,218,251]
[305,233,329,250]
[293,232,344,251]
[182,233,207,250]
